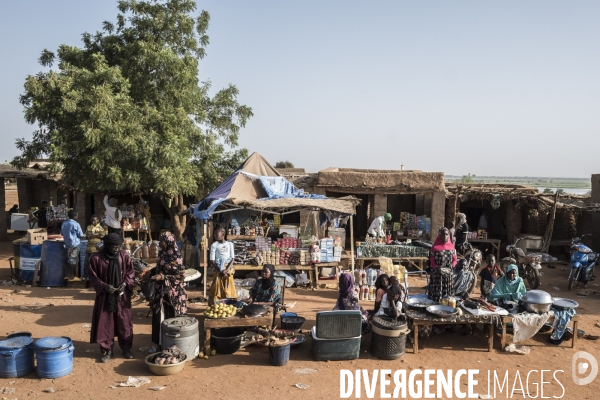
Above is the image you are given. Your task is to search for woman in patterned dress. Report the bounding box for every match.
[427,227,457,302]
[149,232,187,346]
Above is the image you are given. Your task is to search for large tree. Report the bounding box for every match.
[13,0,252,239]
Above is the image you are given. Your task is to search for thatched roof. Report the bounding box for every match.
[316,168,444,194]
[276,168,306,174]
[0,161,60,181]
[228,195,360,215]
[445,183,600,212]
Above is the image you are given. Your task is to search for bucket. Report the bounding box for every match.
[39,241,68,287]
[19,243,42,283]
[370,316,408,360]
[35,336,74,378]
[281,316,305,331]
[161,317,199,361]
[268,344,290,366]
[0,333,35,378]
[211,328,244,354]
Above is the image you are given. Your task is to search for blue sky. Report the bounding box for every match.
[1,1,599,177]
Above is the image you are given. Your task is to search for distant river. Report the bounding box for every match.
[536,187,590,195]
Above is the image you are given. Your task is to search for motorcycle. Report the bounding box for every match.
[501,236,542,289]
[454,241,482,296]
[568,235,597,290]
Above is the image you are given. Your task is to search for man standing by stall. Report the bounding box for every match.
[60,210,84,280]
[88,233,135,362]
[367,213,392,238]
[103,195,123,235]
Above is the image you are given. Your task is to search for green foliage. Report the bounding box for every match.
[275,161,294,169]
[556,188,565,195]
[13,0,252,201]
[460,173,476,184]
[542,188,554,194]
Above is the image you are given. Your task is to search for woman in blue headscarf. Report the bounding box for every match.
[489,264,527,302]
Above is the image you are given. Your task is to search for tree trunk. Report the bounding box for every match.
[161,193,188,241]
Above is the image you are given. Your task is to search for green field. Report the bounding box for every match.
[445,176,591,189]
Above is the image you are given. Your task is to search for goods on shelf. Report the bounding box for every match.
[358,244,429,258]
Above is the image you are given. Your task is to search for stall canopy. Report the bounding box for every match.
[194,152,359,219]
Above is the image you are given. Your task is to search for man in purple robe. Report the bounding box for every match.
[88,233,135,362]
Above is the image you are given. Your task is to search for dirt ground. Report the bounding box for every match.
[0,237,598,400]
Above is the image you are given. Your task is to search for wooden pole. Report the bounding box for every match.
[452,187,461,225]
[203,221,208,298]
[350,215,355,272]
[541,192,559,253]
[0,178,7,240]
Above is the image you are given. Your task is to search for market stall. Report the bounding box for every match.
[193,153,360,298]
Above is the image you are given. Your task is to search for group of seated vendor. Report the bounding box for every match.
[333,271,407,333]
[479,254,526,302]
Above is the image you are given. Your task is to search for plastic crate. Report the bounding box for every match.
[310,327,360,361]
[315,311,362,339]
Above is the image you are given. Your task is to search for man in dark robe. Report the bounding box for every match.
[88,233,135,362]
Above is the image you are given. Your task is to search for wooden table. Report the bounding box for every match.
[468,239,501,260]
[203,314,273,353]
[313,262,340,286]
[499,314,581,348]
[233,264,317,288]
[356,257,428,271]
[407,308,500,354]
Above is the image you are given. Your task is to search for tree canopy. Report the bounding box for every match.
[13,0,252,238]
[275,161,294,169]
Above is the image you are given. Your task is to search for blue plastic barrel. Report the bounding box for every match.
[34,337,74,378]
[0,334,35,378]
[268,344,290,366]
[39,241,68,287]
[19,243,42,283]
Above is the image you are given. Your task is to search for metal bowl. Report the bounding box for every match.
[405,297,436,310]
[426,305,458,318]
[145,353,187,376]
[552,298,579,310]
[522,290,552,305]
[521,301,552,314]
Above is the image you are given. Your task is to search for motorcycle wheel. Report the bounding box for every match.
[568,270,577,291]
[525,265,540,289]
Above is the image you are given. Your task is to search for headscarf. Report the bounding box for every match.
[505,264,520,287]
[457,213,467,224]
[375,273,390,291]
[489,264,527,301]
[336,273,355,309]
[262,264,275,290]
[102,233,123,313]
[431,227,455,252]
[157,232,183,269]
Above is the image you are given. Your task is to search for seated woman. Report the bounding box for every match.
[334,272,370,333]
[373,274,390,314]
[427,227,457,302]
[489,264,526,303]
[248,264,282,311]
[375,285,405,319]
